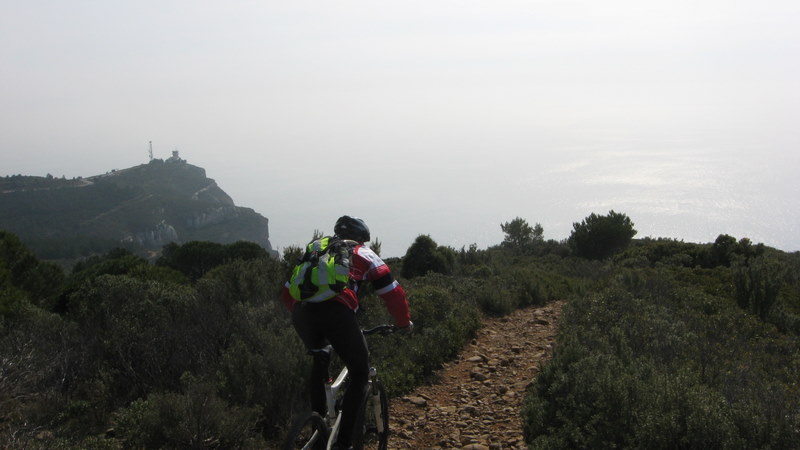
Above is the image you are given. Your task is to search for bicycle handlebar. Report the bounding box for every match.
[362,324,397,336]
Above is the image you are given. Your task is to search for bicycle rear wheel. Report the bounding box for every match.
[283,412,329,450]
[355,380,389,450]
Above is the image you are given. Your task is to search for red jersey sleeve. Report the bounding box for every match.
[281,283,297,312]
[352,246,412,328]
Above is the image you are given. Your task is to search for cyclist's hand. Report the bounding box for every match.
[398,321,414,335]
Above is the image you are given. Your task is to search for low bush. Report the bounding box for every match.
[113,375,264,449]
[523,280,800,448]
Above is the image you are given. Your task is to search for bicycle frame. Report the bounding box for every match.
[323,366,384,447]
[324,326,394,449]
[288,325,395,450]
[324,364,350,446]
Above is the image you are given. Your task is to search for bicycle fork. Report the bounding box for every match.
[368,367,385,434]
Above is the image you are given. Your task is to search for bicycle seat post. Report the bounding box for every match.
[309,345,336,423]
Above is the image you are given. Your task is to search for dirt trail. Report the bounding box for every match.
[387,301,564,450]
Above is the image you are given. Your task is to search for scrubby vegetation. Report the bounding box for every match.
[2,209,799,448]
[523,237,800,449]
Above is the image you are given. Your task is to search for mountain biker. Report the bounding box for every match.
[282,215,412,450]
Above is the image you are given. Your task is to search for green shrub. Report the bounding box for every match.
[734,256,785,320]
[0,308,82,438]
[524,283,800,448]
[113,375,264,449]
[67,276,195,394]
[473,281,516,316]
[568,210,637,260]
[157,241,268,281]
[0,230,65,312]
[633,372,742,449]
[215,321,307,435]
[401,235,455,278]
[500,217,541,248]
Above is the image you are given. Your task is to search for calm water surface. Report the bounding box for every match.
[526,147,799,252]
[413,145,799,258]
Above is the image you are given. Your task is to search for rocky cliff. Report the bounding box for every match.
[0,159,274,260]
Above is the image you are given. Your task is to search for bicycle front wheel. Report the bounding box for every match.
[283,412,329,450]
[356,379,389,450]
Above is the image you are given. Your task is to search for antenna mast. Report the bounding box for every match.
[148,141,154,161]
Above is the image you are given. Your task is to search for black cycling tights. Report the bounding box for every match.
[292,301,369,447]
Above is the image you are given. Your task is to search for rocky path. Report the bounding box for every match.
[387,301,564,450]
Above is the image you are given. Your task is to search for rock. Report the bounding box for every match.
[460,405,477,415]
[396,429,414,439]
[470,371,489,382]
[404,396,428,407]
[460,435,479,446]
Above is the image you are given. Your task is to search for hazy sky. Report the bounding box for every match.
[2,1,799,257]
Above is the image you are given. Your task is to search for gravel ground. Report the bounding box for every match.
[387,301,564,450]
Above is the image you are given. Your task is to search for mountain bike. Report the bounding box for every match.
[283,324,396,450]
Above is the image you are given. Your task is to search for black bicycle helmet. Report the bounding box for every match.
[334,215,371,243]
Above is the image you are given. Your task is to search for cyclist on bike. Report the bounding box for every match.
[282,215,412,450]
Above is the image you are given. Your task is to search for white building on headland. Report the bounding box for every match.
[167,150,186,163]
